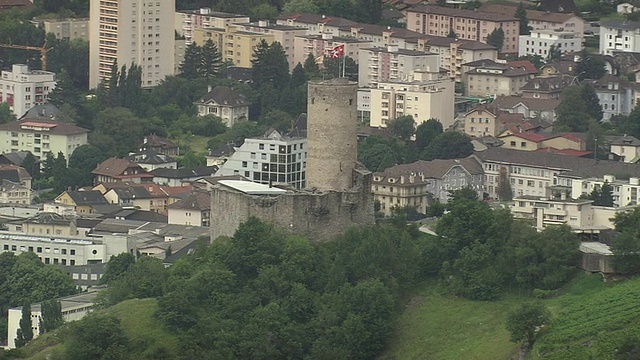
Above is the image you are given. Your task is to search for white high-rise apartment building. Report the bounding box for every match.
[0,64,56,118]
[89,0,176,89]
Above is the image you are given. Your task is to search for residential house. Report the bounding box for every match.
[498,132,586,152]
[519,29,582,58]
[520,75,573,99]
[5,212,76,236]
[599,20,640,55]
[53,190,110,215]
[368,70,455,129]
[491,95,561,122]
[539,60,577,77]
[0,118,88,162]
[607,134,640,162]
[112,209,168,223]
[167,191,211,227]
[462,104,533,138]
[510,194,597,230]
[206,143,236,167]
[92,157,152,184]
[618,2,640,14]
[0,64,56,118]
[215,128,307,189]
[358,46,440,88]
[0,179,31,204]
[138,134,179,157]
[586,74,637,121]
[338,22,424,50]
[193,85,251,127]
[150,166,218,187]
[479,4,585,36]
[127,148,177,172]
[372,158,484,215]
[463,59,537,97]
[103,186,154,210]
[417,36,498,82]
[405,5,520,54]
[94,182,192,214]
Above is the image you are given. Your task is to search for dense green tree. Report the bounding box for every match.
[447,28,457,38]
[250,3,279,20]
[421,131,473,160]
[497,166,512,201]
[21,152,40,180]
[100,253,136,285]
[180,42,201,80]
[199,39,222,78]
[290,63,308,88]
[576,50,606,81]
[506,302,550,357]
[515,2,531,35]
[323,55,358,80]
[447,241,503,300]
[283,0,319,14]
[487,28,505,51]
[547,45,561,62]
[387,115,415,141]
[303,53,320,78]
[611,231,640,275]
[68,144,107,187]
[39,299,63,334]
[589,181,615,207]
[0,103,15,125]
[93,107,146,156]
[581,83,603,121]
[415,119,443,152]
[252,40,290,89]
[65,314,129,360]
[177,148,207,168]
[357,135,406,171]
[555,85,592,132]
[14,302,33,348]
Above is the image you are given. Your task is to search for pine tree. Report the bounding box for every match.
[487,28,505,51]
[251,40,289,89]
[303,53,320,77]
[497,167,513,201]
[581,83,603,121]
[180,42,202,80]
[15,302,33,348]
[290,63,307,88]
[199,39,222,78]
[39,300,63,334]
[515,2,531,35]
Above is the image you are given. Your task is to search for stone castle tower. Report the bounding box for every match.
[306,78,358,191]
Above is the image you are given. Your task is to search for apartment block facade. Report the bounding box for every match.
[417,37,498,82]
[293,34,372,68]
[464,60,536,97]
[572,175,640,207]
[519,30,582,58]
[31,17,89,41]
[367,71,455,129]
[175,8,249,45]
[358,46,440,88]
[405,5,519,54]
[0,64,56,118]
[236,21,307,70]
[89,0,176,89]
[193,26,274,68]
[599,20,640,55]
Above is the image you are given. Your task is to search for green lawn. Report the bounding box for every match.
[380,288,520,360]
[169,134,210,154]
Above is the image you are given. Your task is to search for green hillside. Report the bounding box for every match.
[10,298,179,360]
[382,274,640,360]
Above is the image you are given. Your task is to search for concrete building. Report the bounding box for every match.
[519,30,582,58]
[510,195,597,230]
[358,46,440,88]
[236,20,307,70]
[372,158,483,215]
[572,174,640,207]
[587,74,637,121]
[462,104,530,138]
[6,290,100,349]
[405,5,520,54]
[275,13,358,37]
[0,231,135,267]
[417,36,498,82]
[175,8,249,45]
[6,212,76,236]
[192,26,274,68]
[520,75,573,100]
[464,59,537,97]
[193,85,251,127]
[215,128,307,189]
[0,118,88,162]
[491,95,560,122]
[600,20,640,56]
[167,190,210,226]
[479,4,584,37]
[210,78,374,242]
[368,70,455,129]
[89,0,176,89]
[0,64,56,118]
[31,17,89,41]
[293,33,372,68]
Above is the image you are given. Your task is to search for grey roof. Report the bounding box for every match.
[23,212,72,226]
[208,143,236,157]
[194,86,251,107]
[221,66,253,83]
[163,237,208,265]
[521,75,573,92]
[113,209,168,223]
[288,113,307,138]
[150,166,218,179]
[167,191,211,211]
[0,151,30,166]
[92,218,210,239]
[65,190,109,205]
[607,134,640,146]
[421,36,496,51]
[374,158,483,185]
[110,186,152,200]
[601,19,640,31]
[127,148,175,165]
[473,147,640,178]
[21,103,60,119]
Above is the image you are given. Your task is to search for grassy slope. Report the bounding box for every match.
[381,273,640,360]
[170,134,210,154]
[22,298,179,360]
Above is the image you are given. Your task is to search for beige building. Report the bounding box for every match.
[236,21,307,70]
[167,191,210,226]
[175,8,249,45]
[510,195,596,230]
[0,118,88,162]
[405,5,520,54]
[193,26,274,68]
[479,4,585,38]
[464,60,536,97]
[608,134,640,163]
[6,212,76,236]
[491,95,560,122]
[417,36,498,82]
[462,104,528,138]
[372,158,484,215]
[89,0,176,89]
[193,85,251,127]
[293,34,372,69]
[358,46,440,88]
[275,13,358,37]
[31,17,89,41]
[499,132,586,152]
[368,70,455,129]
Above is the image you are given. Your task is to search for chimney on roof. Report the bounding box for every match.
[322,14,326,19]
[207,85,212,93]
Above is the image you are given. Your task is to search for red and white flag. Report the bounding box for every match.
[329,44,344,59]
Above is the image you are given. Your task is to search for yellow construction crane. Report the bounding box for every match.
[0,42,53,71]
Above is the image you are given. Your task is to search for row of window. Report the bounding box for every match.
[3,244,76,255]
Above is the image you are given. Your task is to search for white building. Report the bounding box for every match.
[0,118,88,162]
[215,128,307,189]
[0,231,135,266]
[572,175,640,207]
[367,70,455,129]
[518,30,582,58]
[0,64,56,118]
[358,46,440,88]
[599,20,640,56]
[89,0,176,89]
[6,290,100,349]
[193,85,251,127]
[618,2,640,14]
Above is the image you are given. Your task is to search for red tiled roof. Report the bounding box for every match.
[507,60,538,74]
